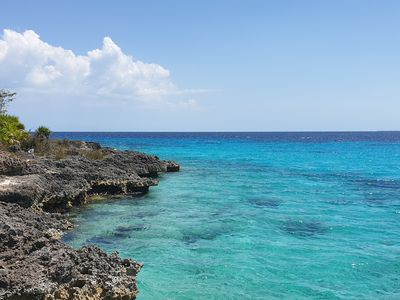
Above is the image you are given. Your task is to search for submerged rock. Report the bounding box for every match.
[248,197,281,208]
[0,202,142,299]
[282,219,327,237]
[115,224,148,233]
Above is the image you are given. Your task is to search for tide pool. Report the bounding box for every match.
[59,132,400,299]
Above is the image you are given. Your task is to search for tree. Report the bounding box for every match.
[0,90,28,147]
[0,90,17,114]
[35,126,52,140]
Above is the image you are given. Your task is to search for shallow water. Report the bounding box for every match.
[59,132,400,299]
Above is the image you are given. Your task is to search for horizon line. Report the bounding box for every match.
[50,130,400,133]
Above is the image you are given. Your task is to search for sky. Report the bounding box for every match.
[0,0,399,131]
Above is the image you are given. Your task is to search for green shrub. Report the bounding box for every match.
[35,126,52,140]
[0,115,28,146]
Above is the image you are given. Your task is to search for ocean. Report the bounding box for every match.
[57,132,400,299]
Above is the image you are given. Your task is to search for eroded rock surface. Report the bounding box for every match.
[0,202,142,299]
[0,141,179,299]
[0,142,179,211]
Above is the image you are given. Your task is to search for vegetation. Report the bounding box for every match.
[0,89,106,160]
[80,149,105,160]
[0,90,29,147]
[0,114,29,146]
[53,143,66,160]
[35,126,52,140]
[33,139,105,160]
[0,89,16,114]
[29,126,52,155]
[0,90,54,152]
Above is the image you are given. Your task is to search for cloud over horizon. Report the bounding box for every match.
[0,29,183,101]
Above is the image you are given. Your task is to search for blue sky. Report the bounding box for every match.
[0,0,399,131]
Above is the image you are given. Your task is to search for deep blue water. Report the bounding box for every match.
[58,132,400,299]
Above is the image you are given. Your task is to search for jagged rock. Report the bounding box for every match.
[0,151,31,176]
[0,202,142,300]
[0,140,180,299]
[0,141,179,211]
[165,160,180,172]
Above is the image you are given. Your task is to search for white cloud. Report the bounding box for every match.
[0,29,181,100]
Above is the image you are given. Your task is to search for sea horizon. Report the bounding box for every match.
[53,130,400,133]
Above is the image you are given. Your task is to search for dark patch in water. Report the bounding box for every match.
[181,225,231,244]
[248,198,281,208]
[115,224,148,234]
[61,231,77,242]
[86,235,114,245]
[277,167,400,207]
[85,226,144,245]
[182,232,219,244]
[280,168,400,190]
[134,211,159,219]
[115,226,133,233]
[327,198,353,205]
[358,179,400,206]
[279,169,357,183]
[356,179,400,190]
[282,219,327,237]
[112,232,130,239]
[363,191,400,207]
[182,235,198,244]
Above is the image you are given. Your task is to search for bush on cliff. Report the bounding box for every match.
[0,115,29,146]
[35,126,52,140]
[33,139,105,160]
[32,126,53,154]
[0,90,29,147]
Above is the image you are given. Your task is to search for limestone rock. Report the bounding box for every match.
[0,202,142,299]
[0,141,179,211]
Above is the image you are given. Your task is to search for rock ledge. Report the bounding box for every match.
[0,140,179,299]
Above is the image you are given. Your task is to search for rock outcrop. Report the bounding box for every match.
[0,141,179,211]
[0,140,179,299]
[0,202,142,299]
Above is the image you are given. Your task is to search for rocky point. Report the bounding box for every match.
[0,140,179,299]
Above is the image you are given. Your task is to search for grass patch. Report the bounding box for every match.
[80,149,105,160]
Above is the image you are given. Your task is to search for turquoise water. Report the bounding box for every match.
[59,132,400,299]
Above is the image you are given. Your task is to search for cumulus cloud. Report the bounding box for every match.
[0,29,180,99]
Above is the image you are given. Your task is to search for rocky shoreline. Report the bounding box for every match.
[0,140,179,299]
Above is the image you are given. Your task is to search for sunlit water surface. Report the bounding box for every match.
[57,132,400,299]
